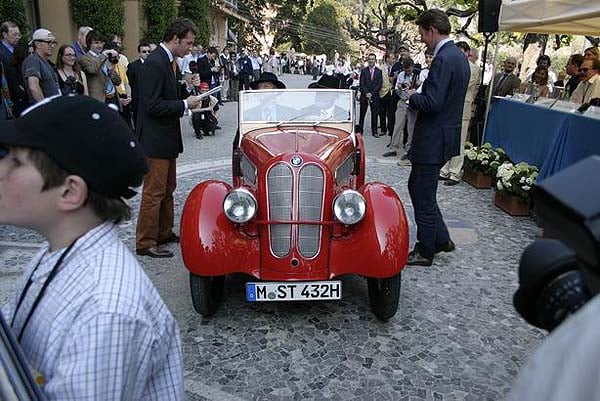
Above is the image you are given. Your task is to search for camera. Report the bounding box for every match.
[513,156,600,331]
[63,76,79,95]
[108,54,119,64]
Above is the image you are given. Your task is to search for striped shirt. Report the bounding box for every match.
[2,222,183,400]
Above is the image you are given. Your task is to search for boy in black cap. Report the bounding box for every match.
[0,96,183,400]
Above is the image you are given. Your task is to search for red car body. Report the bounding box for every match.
[180,89,409,320]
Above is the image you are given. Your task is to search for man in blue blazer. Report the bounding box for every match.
[359,53,383,137]
[406,9,470,266]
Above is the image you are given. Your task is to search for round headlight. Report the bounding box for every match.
[223,188,257,223]
[333,190,366,225]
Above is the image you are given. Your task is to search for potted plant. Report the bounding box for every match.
[463,142,505,188]
[494,161,539,216]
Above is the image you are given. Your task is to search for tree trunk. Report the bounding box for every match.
[520,33,548,82]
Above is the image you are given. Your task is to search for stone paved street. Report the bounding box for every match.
[0,74,545,400]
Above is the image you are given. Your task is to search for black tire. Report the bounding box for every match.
[190,273,225,317]
[367,273,401,322]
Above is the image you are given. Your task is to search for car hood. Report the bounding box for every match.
[242,127,354,169]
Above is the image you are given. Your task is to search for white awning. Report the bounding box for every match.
[499,0,600,35]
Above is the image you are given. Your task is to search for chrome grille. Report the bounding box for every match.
[267,163,293,257]
[298,165,324,258]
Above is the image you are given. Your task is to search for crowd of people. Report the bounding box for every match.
[491,47,600,103]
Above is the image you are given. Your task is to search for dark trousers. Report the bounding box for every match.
[192,111,218,137]
[387,95,398,136]
[136,158,177,250]
[408,163,451,258]
[359,95,379,135]
[239,74,250,91]
[131,99,139,129]
[379,93,391,134]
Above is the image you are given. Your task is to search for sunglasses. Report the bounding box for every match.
[141,50,150,53]
[37,40,58,46]
[580,68,591,73]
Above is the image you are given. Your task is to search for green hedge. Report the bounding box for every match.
[70,0,125,38]
[144,0,176,43]
[178,0,210,47]
[0,0,29,38]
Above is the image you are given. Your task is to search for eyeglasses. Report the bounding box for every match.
[64,53,75,57]
[580,68,591,73]
[140,50,150,53]
[37,40,58,46]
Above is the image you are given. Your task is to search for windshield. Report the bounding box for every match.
[241,89,352,123]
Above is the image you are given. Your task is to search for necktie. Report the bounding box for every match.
[171,60,177,77]
[496,73,508,93]
[370,67,374,80]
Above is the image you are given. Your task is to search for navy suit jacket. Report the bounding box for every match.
[136,46,190,159]
[408,41,470,164]
[359,66,382,96]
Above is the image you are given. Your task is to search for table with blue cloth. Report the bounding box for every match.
[484,97,600,181]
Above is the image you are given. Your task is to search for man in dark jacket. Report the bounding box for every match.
[238,49,253,91]
[126,41,151,128]
[406,9,470,266]
[135,18,201,258]
[358,53,383,137]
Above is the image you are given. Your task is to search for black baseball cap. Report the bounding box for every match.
[0,95,148,199]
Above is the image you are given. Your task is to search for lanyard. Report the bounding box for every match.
[11,240,77,343]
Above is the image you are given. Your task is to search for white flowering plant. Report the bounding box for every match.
[464,142,509,176]
[495,161,539,200]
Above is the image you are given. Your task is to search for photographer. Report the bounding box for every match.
[77,30,121,104]
[55,44,88,96]
[508,157,600,401]
[105,43,132,126]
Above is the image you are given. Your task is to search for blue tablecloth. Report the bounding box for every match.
[484,97,600,181]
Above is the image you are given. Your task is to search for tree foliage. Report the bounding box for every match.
[0,0,29,37]
[70,0,125,38]
[143,0,176,43]
[238,0,312,51]
[303,2,348,57]
[179,0,211,46]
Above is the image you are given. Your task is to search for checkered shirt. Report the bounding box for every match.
[2,222,183,400]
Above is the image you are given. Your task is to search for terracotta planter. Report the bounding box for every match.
[463,167,492,189]
[494,191,530,216]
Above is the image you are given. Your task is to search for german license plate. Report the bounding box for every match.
[246,281,342,302]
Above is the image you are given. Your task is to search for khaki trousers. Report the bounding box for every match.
[136,158,177,250]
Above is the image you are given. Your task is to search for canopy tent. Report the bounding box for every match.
[498,0,600,36]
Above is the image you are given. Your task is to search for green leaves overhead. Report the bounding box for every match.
[70,0,125,38]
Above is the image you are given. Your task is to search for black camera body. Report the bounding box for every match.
[514,156,600,331]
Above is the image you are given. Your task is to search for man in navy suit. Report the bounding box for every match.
[135,18,202,258]
[359,53,383,137]
[406,9,470,266]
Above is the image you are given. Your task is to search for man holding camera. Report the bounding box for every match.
[77,30,121,104]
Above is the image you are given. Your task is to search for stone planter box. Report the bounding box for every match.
[463,167,492,189]
[494,191,530,216]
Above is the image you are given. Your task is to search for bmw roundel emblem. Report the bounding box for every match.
[291,155,303,166]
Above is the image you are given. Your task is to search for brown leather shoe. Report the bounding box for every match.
[136,246,174,258]
[157,233,180,245]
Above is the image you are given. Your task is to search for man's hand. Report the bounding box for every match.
[406,89,416,98]
[187,95,201,110]
[120,96,132,106]
[366,93,372,99]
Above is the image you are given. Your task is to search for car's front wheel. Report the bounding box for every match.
[190,273,225,317]
[367,273,401,322]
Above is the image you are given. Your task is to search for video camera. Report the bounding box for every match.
[513,156,600,331]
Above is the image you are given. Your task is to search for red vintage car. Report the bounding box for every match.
[180,89,409,321]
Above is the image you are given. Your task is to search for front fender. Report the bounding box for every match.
[330,182,409,278]
[180,180,260,276]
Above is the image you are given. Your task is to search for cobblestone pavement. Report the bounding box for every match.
[0,74,545,400]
